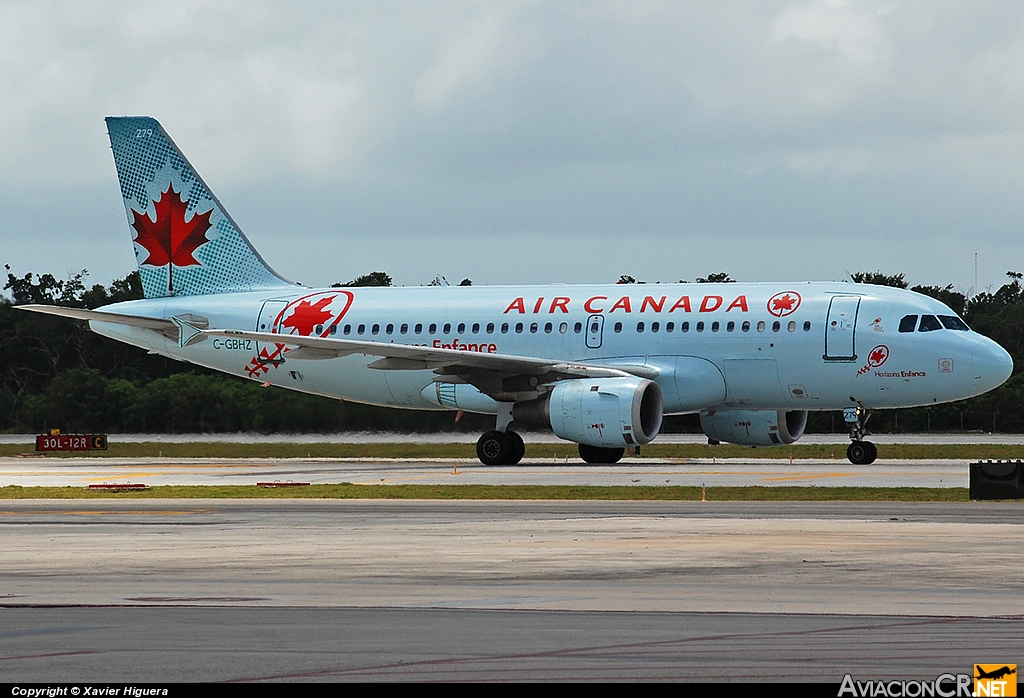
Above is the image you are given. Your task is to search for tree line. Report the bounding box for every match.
[2,265,1023,434]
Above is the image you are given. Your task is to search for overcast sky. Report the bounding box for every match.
[2,1,1023,295]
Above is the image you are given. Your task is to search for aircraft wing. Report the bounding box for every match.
[15,304,186,338]
[204,328,652,402]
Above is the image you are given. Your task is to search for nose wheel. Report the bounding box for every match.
[844,406,877,465]
[846,440,877,465]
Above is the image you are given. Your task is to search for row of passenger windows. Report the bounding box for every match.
[314,319,812,336]
[898,314,970,333]
[615,319,812,334]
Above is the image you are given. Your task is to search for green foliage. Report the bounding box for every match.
[695,272,735,283]
[850,271,909,288]
[5,264,1024,435]
[910,284,966,315]
[332,271,393,287]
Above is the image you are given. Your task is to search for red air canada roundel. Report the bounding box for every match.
[275,291,354,337]
[856,344,890,376]
[867,344,889,368]
[767,291,801,317]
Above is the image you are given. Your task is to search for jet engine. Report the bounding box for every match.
[699,409,807,447]
[513,376,663,448]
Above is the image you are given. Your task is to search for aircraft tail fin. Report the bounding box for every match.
[105,116,296,298]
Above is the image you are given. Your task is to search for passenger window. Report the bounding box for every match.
[939,315,970,331]
[414,323,422,334]
[637,322,645,333]
[574,322,583,333]
[741,321,750,332]
[357,324,365,335]
[772,321,780,332]
[516,323,524,333]
[666,322,675,332]
[544,322,552,333]
[472,323,480,333]
[559,322,568,333]
[651,322,660,333]
[696,321,704,332]
[501,323,509,333]
[329,324,337,335]
[788,321,796,332]
[428,323,437,334]
[614,322,623,333]
[757,321,765,332]
[371,324,380,335]
[443,323,451,334]
[343,324,351,335]
[385,324,393,334]
[711,321,719,332]
[457,323,466,333]
[530,322,538,333]
[918,315,942,332]
[726,321,735,332]
[399,323,408,334]
[486,322,494,333]
[803,321,811,332]
[681,322,689,332]
[898,315,918,333]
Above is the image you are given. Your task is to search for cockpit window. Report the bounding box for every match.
[898,315,918,333]
[918,315,942,332]
[939,315,970,331]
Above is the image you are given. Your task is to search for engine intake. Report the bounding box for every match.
[513,377,663,448]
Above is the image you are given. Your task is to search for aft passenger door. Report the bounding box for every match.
[255,300,288,362]
[824,295,860,361]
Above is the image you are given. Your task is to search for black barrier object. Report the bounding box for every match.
[969,460,1024,500]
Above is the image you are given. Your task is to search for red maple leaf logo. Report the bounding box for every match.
[280,297,335,336]
[767,291,801,317]
[772,294,796,312]
[869,346,889,366]
[131,185,213,269]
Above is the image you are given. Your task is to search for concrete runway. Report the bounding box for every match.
[1,500,1022,681]
[0,455,971,487]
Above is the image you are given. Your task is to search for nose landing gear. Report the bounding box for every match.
[844,406,877,465]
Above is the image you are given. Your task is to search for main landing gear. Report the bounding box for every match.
[476,430,525,466]
[844,406,877,465]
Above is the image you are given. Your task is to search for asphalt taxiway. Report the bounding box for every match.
[1,500,1022,681]
[0,455,971,488]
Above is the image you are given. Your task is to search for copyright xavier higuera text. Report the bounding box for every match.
[12,689,168,697]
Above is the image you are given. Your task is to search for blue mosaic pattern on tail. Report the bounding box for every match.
[106,117,296,298]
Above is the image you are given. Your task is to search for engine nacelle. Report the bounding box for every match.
[699,409,808,447]
[513,377,663,448]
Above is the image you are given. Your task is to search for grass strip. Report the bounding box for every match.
[2,441,1024,461]
[0,484,972,501]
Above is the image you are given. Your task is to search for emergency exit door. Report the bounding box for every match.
[586,314,604,349]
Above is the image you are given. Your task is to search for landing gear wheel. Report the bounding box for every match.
[477,431,512,466]
[847,441,877,465]
[578,444,625,464]
[506,431,525,465]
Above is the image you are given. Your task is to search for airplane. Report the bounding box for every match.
[18,116,1014,466]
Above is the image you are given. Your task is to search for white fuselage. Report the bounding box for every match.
[90,281,1012,417]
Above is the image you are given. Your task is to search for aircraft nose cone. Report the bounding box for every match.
[972,340,1013,394]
